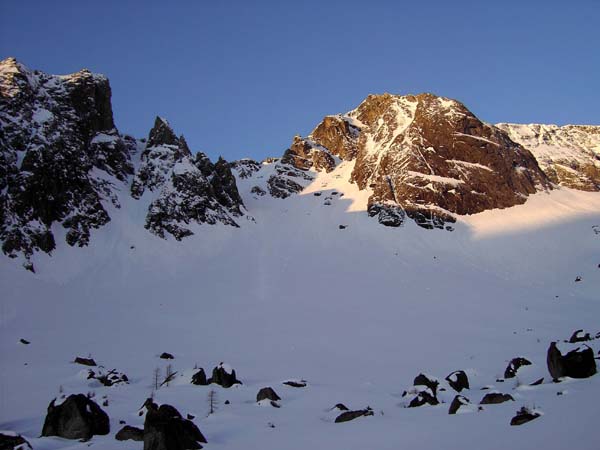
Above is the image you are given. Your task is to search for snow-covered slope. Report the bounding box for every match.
[1,168,599,449]
[497,123,600,191]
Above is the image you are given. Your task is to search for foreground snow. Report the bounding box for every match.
[1,182,599,450]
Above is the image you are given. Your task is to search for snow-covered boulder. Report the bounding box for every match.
[41,394,110,440]
[445,370,470,392]
[209,362,242,388]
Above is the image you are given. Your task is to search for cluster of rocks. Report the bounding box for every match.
[191,362,242,388]
[40,394,207,450]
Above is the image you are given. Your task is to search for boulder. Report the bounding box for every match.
[143,399,207,450]
[74,357,97,366]
[256,387,281,403]
[115,425,144,441]
[510,407,541,426]
[480,393,514,405]
[283,379,307,388]
[445,370,469,392]
[87,368,128,386]
[530,378,544,386]
[547,342,597,380]
[448,395,470,415]
[332,403,349,411]
[504,357,532,379]
[209,362,242,388]
[41,394,110,440]
[191,368,208,386]
[408,390,439,408]
[19,339,30,345]
[159,352,174,360]
[334,407,374,423]
[413,373,439,396]
[0,433,32,449]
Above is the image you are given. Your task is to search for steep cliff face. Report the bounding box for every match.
[0,59,246,268]
[276,93,551,229]
[0,57,133,267]
[347,94,551,228]
[497,123,600,191]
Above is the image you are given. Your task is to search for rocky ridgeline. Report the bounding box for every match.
[0,58,244,268]
[2,58,599,266]
[497,123,600,191]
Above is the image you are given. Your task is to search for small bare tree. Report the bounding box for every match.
[153,367,161,391]
[161,364,177,387]
[207,389,218,416]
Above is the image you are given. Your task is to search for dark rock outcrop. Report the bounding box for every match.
[0,58,133,267]
[0,433,32,449]
[480,393,514,405]
[115,425,144,441]
[133,119,245,239]
[446,370,470,392]
[159,352,174,360]
[413,373,439,396]
[504,357,532,379]
[547,342,597,380]
[74,357,97,366]
[510,407,541,426]
[283,379,307,388]
[256,387,281,403]
[209,362,242,388]
[191,368,208,386]
[334,407,374,423]
[143,399,207,450]
[408,390,439,408]
[41,394,110,440]
[87,367,128,386]
[448,395,470,415]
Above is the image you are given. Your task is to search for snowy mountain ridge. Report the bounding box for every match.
[2,59,600,271]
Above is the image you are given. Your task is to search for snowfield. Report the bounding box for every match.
[1,164,599,449]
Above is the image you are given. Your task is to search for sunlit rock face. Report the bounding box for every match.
[278,92,552,229]
[497,123,600,191]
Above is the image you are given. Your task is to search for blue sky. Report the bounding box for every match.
[1,0,598,161]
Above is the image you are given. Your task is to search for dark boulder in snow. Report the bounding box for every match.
[41,394,110,440]
[0,433,32,449]
[332,403,349,411]
[209,362,242,388]
[256,387,281,403]
[569,329,592,343]
[480,393,514,405]
[283,379,307,388]
[115,425,144,441]
[143,399,207,450]
[530,377,544,386]
[191,368,208,386]
[413,373,439,396]
[547,342,597,380]
[74,357,97,366]
[19,339,30,345]
[159,352,174,360]
[510,407,541,426]
[334,407,374,423]
[504,357,532,379]
[445,370,469,392]
[408,390,439,408]
[448,395,470,415]
[87,368,128,386]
